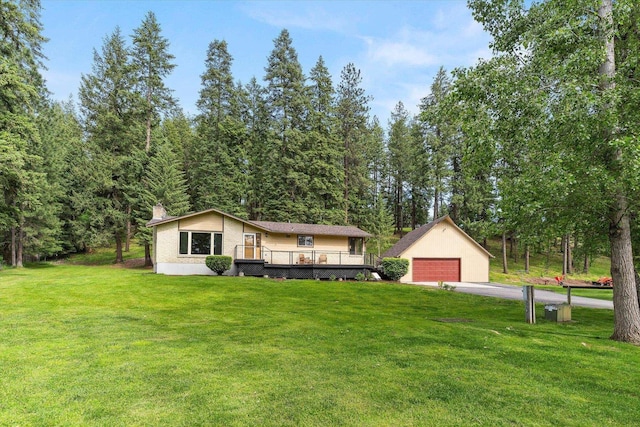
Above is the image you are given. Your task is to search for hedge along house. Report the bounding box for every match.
[382,216,493,283]
[146,204,374,279]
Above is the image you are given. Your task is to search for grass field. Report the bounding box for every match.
[1,253,639,426]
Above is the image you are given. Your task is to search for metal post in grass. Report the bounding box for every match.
[523,285,535,324]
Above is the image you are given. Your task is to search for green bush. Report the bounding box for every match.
[205,255,232,275]
[381,258,409,281]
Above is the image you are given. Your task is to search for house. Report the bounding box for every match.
[382,216,493,283]
[146,204,373,279]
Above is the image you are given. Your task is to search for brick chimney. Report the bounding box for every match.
[152,203,167,220]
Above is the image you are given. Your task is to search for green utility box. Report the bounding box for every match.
[544,304,571,322]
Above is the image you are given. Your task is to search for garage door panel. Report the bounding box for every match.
[412,258,460,282]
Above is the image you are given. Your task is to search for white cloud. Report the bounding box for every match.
[242,2,349,32]
[362,36,439,67]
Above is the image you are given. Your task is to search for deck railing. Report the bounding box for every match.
[234,245,375,266]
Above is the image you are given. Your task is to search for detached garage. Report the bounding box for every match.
[382,216,493,283]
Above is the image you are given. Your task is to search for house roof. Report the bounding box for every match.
[251,221,371,238]
[146,207,371,237]
[145,207,263,229]
[382,215,493,258]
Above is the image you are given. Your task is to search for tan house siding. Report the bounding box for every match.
[398,221,489,282]
[223,216,245,258]
[149,207,371,275]
[179,212,223,231]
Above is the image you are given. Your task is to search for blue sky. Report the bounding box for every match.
[40,0,492,125]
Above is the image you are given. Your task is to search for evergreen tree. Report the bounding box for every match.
[244,77,272,220]
[136,139,190,265]
[336,62,372,226]
[78,28,143,263]
[262,29,311,221]
[387,101,413,234]
[418,67,455,220]
[192,39,247,215]
[0,0,48,267]
[131,10,176,153]
[304,56,344,224]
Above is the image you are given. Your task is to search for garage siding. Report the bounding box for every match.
[412,258,460,282]
[396,220,489,282]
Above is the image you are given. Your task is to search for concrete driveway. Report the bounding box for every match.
[410,281,613,310]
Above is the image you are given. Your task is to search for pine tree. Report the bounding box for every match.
[0,0,48,266]
[336,62,372,226]
[418,67,455,221]
[131,11,176,153]
[136,139,190,265]
[192,39,247,215]
[78,28,143,263]
[304,56,344,224]
[387,101,413,234]
[244,77,271,220]
[262,29,311,221]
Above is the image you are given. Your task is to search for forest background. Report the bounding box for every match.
[2,0,640,342]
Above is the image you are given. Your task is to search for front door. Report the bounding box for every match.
[244,233,255,259]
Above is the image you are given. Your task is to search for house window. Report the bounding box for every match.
[298,235,314,247]
[349,237,363,255]
[179,232,222,255]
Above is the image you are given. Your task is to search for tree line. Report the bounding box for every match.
[2,1,640,342]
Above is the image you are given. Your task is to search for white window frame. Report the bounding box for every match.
[179,231,223,256]
[297,235,314,247]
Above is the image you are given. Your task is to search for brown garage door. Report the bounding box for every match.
[412,258,460,282]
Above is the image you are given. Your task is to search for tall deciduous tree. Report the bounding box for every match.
[468,0,640,343]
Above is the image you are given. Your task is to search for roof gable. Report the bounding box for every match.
[146,207,370,237]
[382,216,493,258]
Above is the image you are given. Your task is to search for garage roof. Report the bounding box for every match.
[382,216,493,258]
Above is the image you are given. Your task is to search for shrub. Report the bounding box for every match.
[205,255,232,275]
[355,272,366,281]
[381,258,409,281]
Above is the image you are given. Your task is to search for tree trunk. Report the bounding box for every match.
[502,231,508,274]
[10,227,16,267]
[411,190,417,230]
[598,0,640,343]
[145,115,152,153]
[16,227,23,268]
[566,234,573,274]
[433,187,439,220]
[524,245,530,274]
[144,243,152,267]
[583,253,589,274]
[609,201,640,342]
[125,219,131,252]
[115,233,124,264]
[562,235,568,276]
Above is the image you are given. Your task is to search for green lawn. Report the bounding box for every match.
[1,261,638,426]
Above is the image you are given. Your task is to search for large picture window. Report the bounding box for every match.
[297,235,314,247]
[349,237,363,255]
[179,232,222,255]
